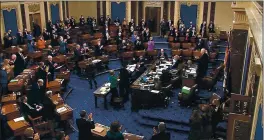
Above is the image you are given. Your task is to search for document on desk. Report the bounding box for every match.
[151,90,160,94]
[14,117,25,122]
[56,107,67,113]
[92,126,104,133]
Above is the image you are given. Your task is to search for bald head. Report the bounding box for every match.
[11,54,16,60]
[201,48,206,54]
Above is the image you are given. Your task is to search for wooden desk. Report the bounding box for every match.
[1,104,20,120]
[92,123,144,140]
[56,104,73,121]
[53,55,67,63]
[47,79,64,93]
[7,118,30,136]
[8,79,24,92]
[93,83,111,109]
[1,93,16,105]
[51,94,64,106]
[27,51,42,59]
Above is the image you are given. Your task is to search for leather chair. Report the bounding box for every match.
[199,64,224,90]
[172,49,182,56]
[170,42,181,50]
[179,37,185,42]
[90,39,100,46]
[168,36,174,42]
[104,45,118,55]
[190,37,196,43]
[93,32,103,39]
[122,51,134,62]
[147,50,158,60]
[182,49,193,60]
[110,31,117,38]
[81,34,92,40]
[178,84,198,106]
[182,43,192,49]
[28,115,52,137]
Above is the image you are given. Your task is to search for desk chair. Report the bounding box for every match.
[179,37,185,42]
[134,50,146,58]
[28,115,53,137]
[93,32,103,39]
[168,36,174,42]
[193,50,202,60]
[190,37,196,43]
[182,49,193,60]
[172,49,182,56]
[182,43,192,49]
[147,50,158,60]
[170,42,180,50]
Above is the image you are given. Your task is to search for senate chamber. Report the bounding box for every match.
[0,1,263,140]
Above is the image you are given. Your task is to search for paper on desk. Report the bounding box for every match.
[10,79,19,83]
[151,90,160,94]
[92,59,101,63]
[56,107,67,113]
[14,117,25,122]
[92,126,104,133]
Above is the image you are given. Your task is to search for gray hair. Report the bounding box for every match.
[158,122,166,132]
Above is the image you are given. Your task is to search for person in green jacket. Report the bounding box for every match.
[106,121,124,140]
[109,70,118,103]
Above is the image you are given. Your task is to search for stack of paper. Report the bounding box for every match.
[92,126,104,133]
[56,107,67,113]
[14,117,25,122]
[10,79,19,83]
[151,90,160,94]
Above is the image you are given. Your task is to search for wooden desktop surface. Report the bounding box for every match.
[7,119,30,136]
[1,104,20,120]
[1,93,16,104]
[56,104,73,121]
[51,94,64,106]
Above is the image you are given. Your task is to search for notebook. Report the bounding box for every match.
[14,117,25,122]
[92,126,104,133]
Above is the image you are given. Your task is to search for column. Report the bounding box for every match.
[126,1,131,20]
[100,1,103,16]
[1,11,4,43]
[24,3,30,30]
[174,2,179,26]
[59,1,63,21]
[106,1,111,17]
[207,2,211,24]
[16,4,23,31]
[198,2,204,31]
[167,2,171,20]
[47,2,51,21]
[40,2,46,29]
[135,1,138,25]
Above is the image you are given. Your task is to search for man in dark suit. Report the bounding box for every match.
[151,122,170,140]
[134,37,144,50]
[208,21,215,33]
[171,55,180,69]
[42,91,56,121]
[76,110,95,140]
[157,49,168,60]
[211,99,223,138]
[79,15,85,26]
[197,49,209,79]
[36,62,48,87]
[74,45,83,76]
[21,96,43,119]
[28,79,45,105]
[119,64,130,102]
[13,49,26,76]
[0,64,8,96]
[195,35,205,50]
[85,60,97,89]
[33,22,41,38]
[160,69,172,87]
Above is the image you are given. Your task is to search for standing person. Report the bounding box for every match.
[45,55,56,81]
[211,99,223,138]
[106,121,124,140]
[188,110,202,140]
[58,36,67,54]
[119,64,130,102]
[151,122,170,140]
[147,37,155,51]
[197,48,209,79]
[86,59,98,89]
[109,70,118,104]
[160,19,166,38]
[76,110,95,140]
[0,64,8,96]
[201,105,212,139]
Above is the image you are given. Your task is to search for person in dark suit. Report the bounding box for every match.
[208,21,215,33]
[3,33,13,49]
[201,105,212,139]
[195,35,205,50]
[160,69,172,87]
[42,91,56,121]
[28,79,45,105]
[168,26,175,37]
[143,28,151,42]
[43,28,51,40]
[188,110,202,140]
[16,30,24,45]
[79,15,85,26]
[33,22,41,37]
[0,64,8,96]
[119,65,130,102]
[197,49,209,79]
[36,62,48,87]
[13,49,26,76]
[45,55,56,81]
[151,122,170,140]
[85,59,98,89]
[171,55,180,69]
[46,20,53,33]
[157,49,168,60]
[20,96,43,119]
[211,99,223,138]
[76,110,95,140]
[74,45,83,75]
[200,21,207,38]
[134,37,144,50]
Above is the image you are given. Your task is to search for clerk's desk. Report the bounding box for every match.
[130,60,178,109]
[181,64,198,87]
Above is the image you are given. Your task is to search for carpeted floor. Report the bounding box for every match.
[66,37,228,140]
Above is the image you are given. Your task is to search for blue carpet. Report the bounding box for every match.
[66,38,228,140]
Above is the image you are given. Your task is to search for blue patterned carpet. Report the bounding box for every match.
[66,37,228,140]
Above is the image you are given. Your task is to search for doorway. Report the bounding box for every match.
[29,13,42,31]
[145,7,161,35]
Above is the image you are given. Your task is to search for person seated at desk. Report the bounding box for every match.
[20,96,43,119]
[76,110,95,140]
[160,69,172,87]
[151,122,170,140]
[106,121,124,140]
[157,49,168,60]
[171,55,180,69]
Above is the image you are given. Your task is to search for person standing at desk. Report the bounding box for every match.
[119,65,130,102]
[86,60,98,89]
[157,49,168,60]
[46,55,56,81]
[76,110,95,140]
[197,49,209,79]
[109,70,119,104]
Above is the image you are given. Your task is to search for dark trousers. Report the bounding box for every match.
[88,77,97,88]
[119,84,130,101]
[110,87,118,102]
[0,83,8,96]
